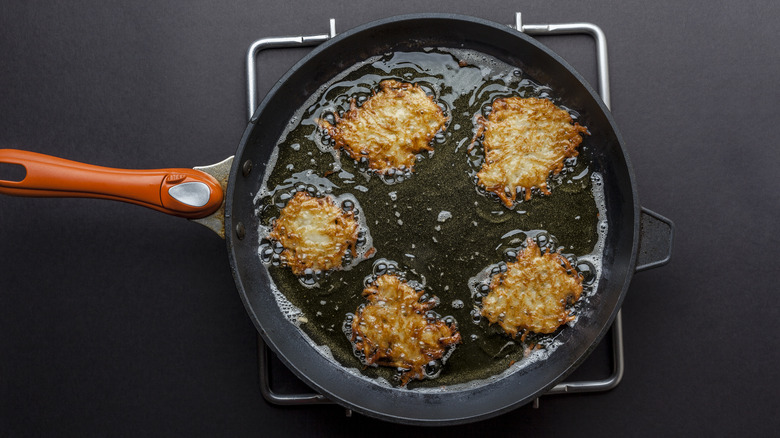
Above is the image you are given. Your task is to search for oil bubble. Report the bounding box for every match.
[437,211,452,222]
[441,315,456,325]
[424,361,441,378]
[260,246,274,263]
[470,308,483,324]
[576,261,597,285]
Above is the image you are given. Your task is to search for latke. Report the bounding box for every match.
[481,238,583,336]
[474,97,588,207]
[350,274,461,385]
[268,192,360,276]
[320,79,448,174]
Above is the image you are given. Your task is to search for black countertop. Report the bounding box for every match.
[1,1,778,436]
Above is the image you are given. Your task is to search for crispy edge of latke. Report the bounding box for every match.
[318,79,448,174]
[470,96,589,207]
[267,191,360,276]
[350,274,461,386]
[480,238,584,338]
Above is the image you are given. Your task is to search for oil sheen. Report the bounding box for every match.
[253,48,607,389]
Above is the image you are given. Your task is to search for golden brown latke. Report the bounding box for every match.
[473,97,588,207]
[268,192,359,276]
[351,274,461,385]
[481,238,583,336]
[319,79,448,174]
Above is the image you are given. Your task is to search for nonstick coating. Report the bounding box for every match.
[225,14,638,425]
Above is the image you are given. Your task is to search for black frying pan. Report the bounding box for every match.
[0,14,672,425]
[228,14,673,424]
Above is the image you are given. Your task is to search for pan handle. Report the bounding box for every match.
[0,149,223,219]
[635,207,674,272]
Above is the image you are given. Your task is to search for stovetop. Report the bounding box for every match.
[1,2,777,436]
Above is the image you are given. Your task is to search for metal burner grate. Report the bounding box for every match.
[248,13,623,411]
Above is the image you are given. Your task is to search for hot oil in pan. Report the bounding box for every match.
[254,48,606,388]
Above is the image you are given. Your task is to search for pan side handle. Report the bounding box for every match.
[635,207,674,272]
[0,149,223,219]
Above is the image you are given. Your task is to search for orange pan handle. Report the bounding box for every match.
[0,149,223,219]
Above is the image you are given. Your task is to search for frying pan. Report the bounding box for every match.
[0,14,673,424]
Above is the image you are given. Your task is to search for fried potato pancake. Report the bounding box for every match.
[481,238,583,336]
[268,192,359,276]
[474,97,588,207]
[320,79,448,174]
[351,274,461,385]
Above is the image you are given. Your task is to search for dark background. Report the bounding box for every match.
[1,0,778,436]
